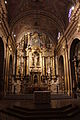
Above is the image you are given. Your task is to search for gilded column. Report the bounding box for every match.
[65,45,70,95]
[52,56,55,77]
[26,51,29,75]
[69,58,72,95]
[28,33,31,45]
[63,47,68,94]
[55,56,58,76]
[27,33,31,75]
[42,56,45,75]
[50,57,52,67]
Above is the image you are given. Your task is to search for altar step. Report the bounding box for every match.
[1,104,80,120]
[3,93,72,100]
[3,94,33,100]
[51,93,72,99]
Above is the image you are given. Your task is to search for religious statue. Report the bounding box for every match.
[32,51,40,67]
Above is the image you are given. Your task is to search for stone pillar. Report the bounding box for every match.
[5,44,8,94]
[63,48,68,94]
[69,58,72,95]
[15,50,17,78]
[65,46,70,95]
[55,56,58,76]
[52,56,55,77]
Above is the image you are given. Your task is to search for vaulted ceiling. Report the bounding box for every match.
[6,0,75,44]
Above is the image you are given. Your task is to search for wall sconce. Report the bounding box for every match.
[62,46,65,50]
[5,0,7,4]
[14,34,16,38]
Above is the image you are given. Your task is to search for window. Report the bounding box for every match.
[57,32,61,40]
[68,6,74,22]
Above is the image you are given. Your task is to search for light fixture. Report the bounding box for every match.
[14,34,16,37]
[68,6,75,22]
[63,46,65,50]
[71,6,74,10]
[5,0,7,4]
[57,32,61,40]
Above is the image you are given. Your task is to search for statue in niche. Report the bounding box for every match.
[32,51,40,67]
[35,52,40,66]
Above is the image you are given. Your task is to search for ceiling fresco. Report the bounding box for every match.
[6,0,75,44]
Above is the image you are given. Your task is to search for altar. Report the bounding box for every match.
[34,91,51,104]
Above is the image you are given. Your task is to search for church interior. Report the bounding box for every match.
[0,0,80,119]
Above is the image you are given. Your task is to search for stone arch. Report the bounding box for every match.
[70,38,80,91]
[0,37,4,98]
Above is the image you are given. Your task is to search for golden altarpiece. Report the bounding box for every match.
[10,32,55,94]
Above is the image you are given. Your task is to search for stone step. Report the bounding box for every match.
[4,93,72,100]
[1,109,66,119]
[1,104,80,120]
[13,104,72,111]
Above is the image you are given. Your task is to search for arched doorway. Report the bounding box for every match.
[70,39,80,92]
[58,55,65,92]
[8,55,13,94]
[0,37,4,98]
